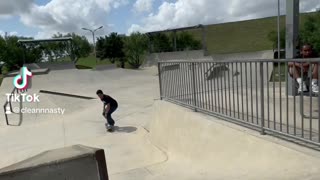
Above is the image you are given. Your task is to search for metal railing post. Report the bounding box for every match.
[158,62,163,100]
[9,94,13,113]
[192,62,197,112]
[3,105,9,125]
[260,62,266,135]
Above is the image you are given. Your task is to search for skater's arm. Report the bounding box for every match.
[105,103,110,113]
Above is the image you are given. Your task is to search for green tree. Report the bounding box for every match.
[149,33,173,52]
[123,32,148,68]
[0,35,41,71]
[300,11,320,55]
[96,32,125,64]
[267,11,320,56]
[63,33,91,61]
[169,32,202,51]
[107,32,125,63]
[267,28,286,50]
[96,36,107,59]
[178,32,202,50]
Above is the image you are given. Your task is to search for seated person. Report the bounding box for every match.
[288,44,319,94]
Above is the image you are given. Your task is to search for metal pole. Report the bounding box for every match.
[174,31,177,51]
[4,105,9,125]
[277,0,281,59]
[260,62,266,135]
[82,26,103,63]
[158,63,163,100]
[92,31,97,63]
[286,0,300,96]
[192,62,197,112]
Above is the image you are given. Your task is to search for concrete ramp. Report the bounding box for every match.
[0,144,109,180]
[147,101,320,179]
[93,64,117,71]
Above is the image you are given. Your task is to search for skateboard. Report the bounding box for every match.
[105,124,114,132]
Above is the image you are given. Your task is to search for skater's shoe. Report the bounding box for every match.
[298,82,308,93]
[312,84,319,94]
[109,125,114,132]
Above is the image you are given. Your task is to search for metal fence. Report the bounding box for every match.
[158,58,320,146]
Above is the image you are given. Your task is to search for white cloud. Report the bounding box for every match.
[133,0,154,13]
[0,0,33,16]
[300,0,320,12]
[128,0,319,34]
[19,0,129,42]
[0,30,19,37]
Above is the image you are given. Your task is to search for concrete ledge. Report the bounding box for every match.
[39,90,96,100]
[5,68,50,77]
[0,144,109,180]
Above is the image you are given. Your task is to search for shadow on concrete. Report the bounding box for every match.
[113,126,137,133]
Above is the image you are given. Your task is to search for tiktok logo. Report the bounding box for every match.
[13,67,32,90]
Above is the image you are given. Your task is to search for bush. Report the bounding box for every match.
[1,65,9,75]
[0,75,3,87]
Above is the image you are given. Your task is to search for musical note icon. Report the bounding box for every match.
[13,67,33,90]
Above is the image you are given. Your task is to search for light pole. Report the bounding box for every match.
[82,26,103,62]
[277,0,281,59]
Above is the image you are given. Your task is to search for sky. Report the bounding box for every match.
[0,0,319,42]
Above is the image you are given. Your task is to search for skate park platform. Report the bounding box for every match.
[1,64,320,179]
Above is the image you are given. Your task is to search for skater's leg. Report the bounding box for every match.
[106,114,115,126]
[106,105,117,126]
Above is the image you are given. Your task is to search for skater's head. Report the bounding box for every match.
[301,44,313,58]
[96,90,104,99]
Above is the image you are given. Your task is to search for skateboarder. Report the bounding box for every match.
[96,90,118,131]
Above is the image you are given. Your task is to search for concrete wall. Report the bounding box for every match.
[143,50,274,68]
[143,50,208,67]
[148,101,320,179]
[0,145,109,180]
[211,50,274,61]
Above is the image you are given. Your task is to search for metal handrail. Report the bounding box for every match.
[158,57,320,63]
[3,87,18,125]
[158,60,320,147]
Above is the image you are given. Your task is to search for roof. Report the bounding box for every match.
[146,24,204,35]
[18,37,73,43]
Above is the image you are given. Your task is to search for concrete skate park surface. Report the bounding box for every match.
[0,65,320,179]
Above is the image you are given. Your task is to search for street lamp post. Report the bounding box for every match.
[82,26,103,62]
[277,0,281,59]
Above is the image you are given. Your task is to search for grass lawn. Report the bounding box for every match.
[184,12,315,54]
[75,55,112,69]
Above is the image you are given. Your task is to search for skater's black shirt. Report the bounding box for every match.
[101,95,118,107]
